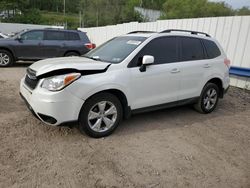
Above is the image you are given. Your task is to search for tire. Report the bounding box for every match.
[194,83,219,114]
[0,50,14,67]
[78,92,123,138]
[64,52,79,57]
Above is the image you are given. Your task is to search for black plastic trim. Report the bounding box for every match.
[131,97,199,114]
[37,113,57,124]
[160,29,211,37]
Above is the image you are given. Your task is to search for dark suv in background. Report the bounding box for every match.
[0,29,95,67]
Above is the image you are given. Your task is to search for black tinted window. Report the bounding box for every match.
[21,31,43,40]
[131,37,177,66]
[45,31,66,40]
[68,32,80,40]
[80,32,90,43]
[181,37,204,61]
[203,39,221,58]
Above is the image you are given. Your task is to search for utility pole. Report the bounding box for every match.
[64,0,66,16]
[79,10,82,28]
[64,0,66,28]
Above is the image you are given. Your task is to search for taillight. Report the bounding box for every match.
[224,58,231,68]
[85,43,96,50]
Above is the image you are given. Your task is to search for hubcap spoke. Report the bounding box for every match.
[98,102,106,113]
[210,89,216,97]
[92,118,102,131]
[204,97,209,105]
[210,98,216,104]
[88,111,100,120]
[206,100,211,109]
[103,117,114,128]
[104,105,117,116]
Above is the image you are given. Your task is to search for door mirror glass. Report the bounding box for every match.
[15,35,22,41]
[142,55,154,65]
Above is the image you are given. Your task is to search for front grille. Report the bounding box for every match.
[24,68,39,90]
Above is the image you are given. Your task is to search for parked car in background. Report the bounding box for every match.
[0,32,8,39]
[0,29,95,67]
[20,29,230,138]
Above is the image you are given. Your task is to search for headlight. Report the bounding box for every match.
[41,73,81,91]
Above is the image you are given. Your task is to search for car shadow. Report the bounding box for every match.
[113,102,233,137]
[13,61,34,67]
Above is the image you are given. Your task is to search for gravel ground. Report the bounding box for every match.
[0,63,250,188]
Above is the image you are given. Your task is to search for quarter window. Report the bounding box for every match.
[180,37,204,61]
[203,39,221,59]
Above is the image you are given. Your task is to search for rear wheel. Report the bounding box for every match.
[194,83,219,114]
[78,93,123,138]
[64,52,79,57]
[0,50,14,67]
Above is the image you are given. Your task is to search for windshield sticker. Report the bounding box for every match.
[127,40,142,45]
[112,58,121,62]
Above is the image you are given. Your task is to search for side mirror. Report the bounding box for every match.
[15,35,22,41]
[139,55,154,72]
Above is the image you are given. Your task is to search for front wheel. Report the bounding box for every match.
[78,93,123,138]
[194,83,219,114]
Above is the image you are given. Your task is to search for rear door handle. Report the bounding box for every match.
[171,68,180,73]
[203,64,211,68]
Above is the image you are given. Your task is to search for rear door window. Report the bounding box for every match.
[203,39,221,59]
[67,32,80,40]
[180,37,204,61]
[44,31,66,40]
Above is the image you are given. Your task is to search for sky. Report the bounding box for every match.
[210,0,250,9]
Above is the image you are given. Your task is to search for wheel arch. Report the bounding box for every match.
[0,47,15,60]
[83,89,131,119]
[205,77,224,98]
[64,50,80,56]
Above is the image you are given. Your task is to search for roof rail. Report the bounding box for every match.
[160,29,211,37]
[127,31,156,34]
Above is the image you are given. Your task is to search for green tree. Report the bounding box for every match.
[161,0,234,19]
[236,6,250,15]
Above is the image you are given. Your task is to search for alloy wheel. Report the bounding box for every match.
[203,88,218,110]
[87,101,117,133]
[0,52,10,65]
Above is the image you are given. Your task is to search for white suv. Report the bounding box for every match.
[20,29,230,138]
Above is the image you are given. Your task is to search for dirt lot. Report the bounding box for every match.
[0,63,250,188]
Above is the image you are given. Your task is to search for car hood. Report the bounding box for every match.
[29,57,111,77]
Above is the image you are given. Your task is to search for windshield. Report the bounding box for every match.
[84,36,146,63]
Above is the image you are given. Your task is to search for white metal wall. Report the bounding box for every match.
[79,16,250,90]
[0,23,63,34]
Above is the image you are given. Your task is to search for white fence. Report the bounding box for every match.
[79,16,250,90]
[0,23,63,35]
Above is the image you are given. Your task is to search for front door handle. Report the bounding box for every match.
[171,68,180,73]
[203,64,211,68]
